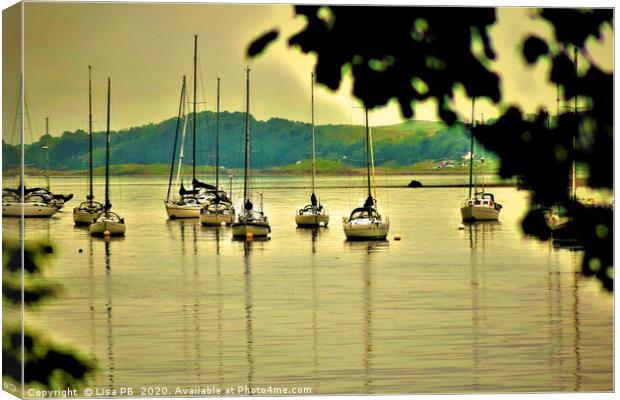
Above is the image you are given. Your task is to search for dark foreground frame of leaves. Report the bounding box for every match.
[3,241,95,389]
[249,6,613,291]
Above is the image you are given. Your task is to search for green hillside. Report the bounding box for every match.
[3,111,491,172]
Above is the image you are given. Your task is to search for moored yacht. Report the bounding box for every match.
[74,66,104,225]
[2,78,64,218]
[165,36,210,218]
[201,77,235,226]
[2,189,59,217]
[460,99,502,222]
[296,73,329,228]
[231,68,270,238]
[461,192,502,221]
[343,108,389,240]
[164,74,202,219]
[90,78,126,237]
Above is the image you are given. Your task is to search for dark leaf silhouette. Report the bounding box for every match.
[248,6,613,291]
[523,36,549,64]
[284,6,500,120]
[247,28,279,58]
[2,241,95,388]
[539,8,612,48]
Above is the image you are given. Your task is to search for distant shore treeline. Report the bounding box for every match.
[2,111,494,172]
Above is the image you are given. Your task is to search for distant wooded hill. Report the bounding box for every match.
[2,111,489,171]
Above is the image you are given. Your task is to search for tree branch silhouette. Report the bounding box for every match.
[3,241,95,389]
[248,6,613,291]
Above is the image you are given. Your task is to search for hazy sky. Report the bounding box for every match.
[2,1,614,142]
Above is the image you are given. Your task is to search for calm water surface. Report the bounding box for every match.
[6,175,613,394]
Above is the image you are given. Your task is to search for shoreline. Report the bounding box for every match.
[10,169,500,177]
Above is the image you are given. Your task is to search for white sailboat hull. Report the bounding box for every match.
[461,205,500,221]
[2,202,58,218]
[231,222,270,238]
[90,220,126,236]
[165,202,201,219]
[295,213,329,227]
[343,218,389,240]
[201,213,234,226]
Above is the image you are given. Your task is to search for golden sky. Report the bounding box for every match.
[2,1,614,142]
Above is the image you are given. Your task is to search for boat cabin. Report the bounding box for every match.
[299,204,323,215]
[465,192,502,211]
[239,209,267,223]
[349,206,381,221]
[96,210,125,224]
[204,200,234,214]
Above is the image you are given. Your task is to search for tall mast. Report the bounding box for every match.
[364,107,371,201]
[19,75,24,199]
[175,97,189,191]
[192,34,197,188]
[167,76,186,202]
[468,98,476,200]
[243,67,251,209]
[88,65,94,203]
[215,76,220,192]
[571,47,577,201]
[311,72,316,195]
[481,112,485,194]
[105,78,111,212]
[44,117,50,190]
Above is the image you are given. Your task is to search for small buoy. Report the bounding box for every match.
[246,232,254,240]
[220,221,226,226]
[408,180,423,188]
[103,230,111,236]
[458,224,465,230]
[78,248,83,253]
[394,236,401,241]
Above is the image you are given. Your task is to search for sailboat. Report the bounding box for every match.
[164,75,202,219]
[40,118,74,210]
[90,78,126,237]
[2,184,59,217]
[231,68,271,238]
[342,108,389,240]
[295,73,329,228]
[187,35,218,205]
[3,78,62,218]
[201,77,236,225]
[74,66,105,225]
[167,35,217,218]
[3,122,71,217]
[545,49,587,241]
[460,98,502,222]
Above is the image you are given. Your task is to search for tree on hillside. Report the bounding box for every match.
[248,6,613,290]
